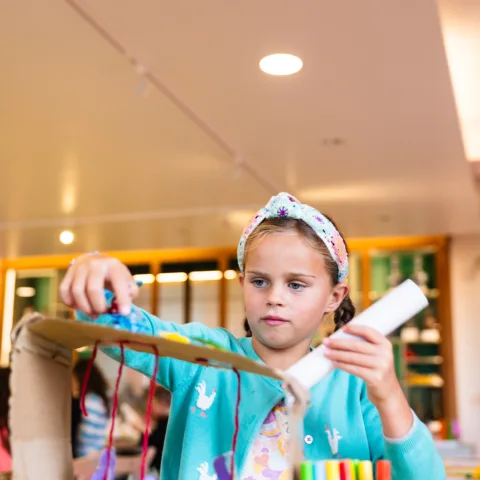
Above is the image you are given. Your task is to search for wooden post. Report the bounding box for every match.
[435,239,457,422]
[218,256,228,329]
[151,262,160,317]
[184,277,191,324]
[360,250,372,310]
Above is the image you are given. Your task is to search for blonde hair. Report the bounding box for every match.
[242,217,355,329]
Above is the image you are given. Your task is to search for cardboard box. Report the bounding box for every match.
[9,313,307,479]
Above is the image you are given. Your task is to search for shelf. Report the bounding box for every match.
[406,356,443,365]
[406,374,444,388]
[406,383,444,389]
[405,339,441,345]
[389,337,441,345]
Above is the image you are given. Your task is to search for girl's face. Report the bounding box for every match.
[240,231,347,354]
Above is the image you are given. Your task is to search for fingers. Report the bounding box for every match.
[59,253,139,317]
[86,266,110,315]
[323,347,379,369]
[323,325,394,384]
[109,263,138,316]
[70,264,92,314]
[327,361,379,384]
[323,336,377,356]
[59,264,76,308]
[342,324,386,344]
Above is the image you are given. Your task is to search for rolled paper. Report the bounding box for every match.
[314,461,327,480]
[375,460,392,480]
[357,461,373,480]
[325,460,340,480]
[300,461,314,480]
[339,460,353,480]
[287,280,428,389]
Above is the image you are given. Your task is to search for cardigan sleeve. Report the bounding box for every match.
[76,291,234,392]
[360,382,446,480]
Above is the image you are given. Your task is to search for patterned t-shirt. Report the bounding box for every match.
[241,401,290,480]
[76,393,109,458]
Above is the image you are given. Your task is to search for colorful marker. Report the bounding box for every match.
[325,460,340,480]
[300,461,314,480]
[313,461,327,480]
[357,461,373,480]
[339,460,353,480]
[351,460,359,479]
[375,460,391,480]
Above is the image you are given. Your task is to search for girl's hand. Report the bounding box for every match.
[59,253,138,317]
[323,324,401,406]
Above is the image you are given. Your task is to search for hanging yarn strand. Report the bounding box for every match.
[80,342,99,417]
[80,335,242,480]
[104,342,125,480]
[231,368,241,480]
[140,345,160,479]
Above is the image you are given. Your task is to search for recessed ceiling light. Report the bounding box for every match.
[259,54,303,76]
[321,138,345,147]
[60,230,75,245]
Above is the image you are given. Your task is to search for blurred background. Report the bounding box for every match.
[0,0,479,476]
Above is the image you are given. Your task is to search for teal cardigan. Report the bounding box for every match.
[77,305,445,480]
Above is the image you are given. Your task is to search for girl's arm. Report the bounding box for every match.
[361,384,445,480]
[76,298,234,392]
[61,253,234,392]
[323,324,446,479]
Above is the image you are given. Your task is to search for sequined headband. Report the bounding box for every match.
[237,192,349,282]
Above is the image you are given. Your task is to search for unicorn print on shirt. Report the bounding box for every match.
[325,425,343,457]
[191,381,217,417]
[197,461,218,480]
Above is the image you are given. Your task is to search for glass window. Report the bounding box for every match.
[191,280,220,328]
[127,264,153,313]
[158,282,184,324]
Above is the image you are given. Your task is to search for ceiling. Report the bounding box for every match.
[0,0,479,258]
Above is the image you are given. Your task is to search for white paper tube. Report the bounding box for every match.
[286,279,429,390]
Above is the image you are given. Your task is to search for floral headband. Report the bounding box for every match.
[237,192,349,282]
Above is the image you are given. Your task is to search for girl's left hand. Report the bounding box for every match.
[323,324,401,406]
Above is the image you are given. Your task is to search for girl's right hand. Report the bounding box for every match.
[59,253,139,317]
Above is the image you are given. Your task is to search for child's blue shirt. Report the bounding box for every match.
[77,302,445,480]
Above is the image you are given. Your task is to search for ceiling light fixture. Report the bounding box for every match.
[259,54,303,76]
[224,270,238,280]
[189,271,223,282]
[59,230,75,245]
[16,287,36,298]
[156,272,188,284]
[133,274,155,285]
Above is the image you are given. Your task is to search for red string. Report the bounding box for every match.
[231,368,241,479]
[104,342,125,480]
[140,345,160,479]
[80,342,99,416]
[81,337,240,480]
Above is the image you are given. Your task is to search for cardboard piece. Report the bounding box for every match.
[10,314,74,480]
[27,317,283,381]
[9,313,307,480]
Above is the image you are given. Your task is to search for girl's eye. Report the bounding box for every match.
[289,282,305,291]
[252,279,267,288]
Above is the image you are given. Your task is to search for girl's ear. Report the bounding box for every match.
[238,273,245,287]
[324,283,349,313]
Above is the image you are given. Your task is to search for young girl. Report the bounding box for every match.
[60,192,445,479]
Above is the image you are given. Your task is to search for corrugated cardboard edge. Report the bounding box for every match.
[10,313,74,480]
[8,315,310,478]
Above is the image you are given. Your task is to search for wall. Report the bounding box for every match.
[450,235,480,453]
